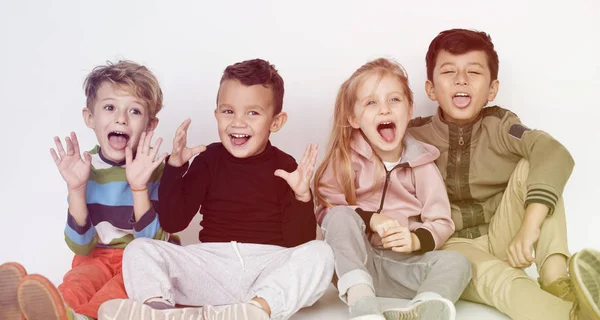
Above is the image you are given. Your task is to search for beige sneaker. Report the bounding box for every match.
[569,248,600,320]
[540,276,576,302]
[0,262,27,320]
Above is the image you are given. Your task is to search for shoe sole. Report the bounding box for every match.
[0,262,27,320]
[383,298,456,320]
[98,299,203,320]
[350,315,386,320]
[570,248,600,318]
[17,274,67,320]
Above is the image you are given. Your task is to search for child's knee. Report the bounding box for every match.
[302,241,334,264]
[322,206,361,229]
[435,250,472,277]
[124,238,156,259]
[294,240,335,278]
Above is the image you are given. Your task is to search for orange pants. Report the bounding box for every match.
[57,248,127,319]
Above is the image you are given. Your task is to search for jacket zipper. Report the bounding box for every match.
[455,127,464,200]
[376,169,393,213]
[376,161,408,214]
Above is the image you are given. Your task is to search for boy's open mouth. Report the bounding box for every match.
[377,121,396,143]
[230,133,251,147]
[108,131,130,150]
[453,92,471,108]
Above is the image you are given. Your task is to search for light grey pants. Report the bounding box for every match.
[122,238,334,320]
[322,206,471,303]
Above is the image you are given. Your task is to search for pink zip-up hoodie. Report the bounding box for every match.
[316,131,454,251]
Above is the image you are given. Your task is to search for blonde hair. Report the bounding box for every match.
[313,58,414,207]
[83,60,163,118]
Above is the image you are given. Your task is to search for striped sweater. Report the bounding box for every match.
[64,146,177,256]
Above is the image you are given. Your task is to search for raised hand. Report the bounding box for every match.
[168,119,206,167]
[274,144,318,202]
[50,132,92,191]
[125,131,169,190]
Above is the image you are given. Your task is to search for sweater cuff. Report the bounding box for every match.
[130,206,157,232]
[414,228,435,252]
[163,155,190,177]
[525,188,558,215]
[355,208,374,234]
[67,211,92,234]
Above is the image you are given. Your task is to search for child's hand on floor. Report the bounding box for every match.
[168,119,206,167]
[274,144,318,202]
[126,131,168,190]
[50,132,91,192]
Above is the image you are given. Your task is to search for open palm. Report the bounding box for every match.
[126,131,168,190]
[50,132,91,191]
[169,119,206,167]
[274,144,318,202]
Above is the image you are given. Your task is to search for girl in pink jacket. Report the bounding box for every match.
[313,58,471,320]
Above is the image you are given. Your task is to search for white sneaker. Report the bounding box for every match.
[349,296,386,320]
[382,297,456,320]
[98,299,203,320]
[203,302,269,320]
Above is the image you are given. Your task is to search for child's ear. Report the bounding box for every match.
[409,103,414,119]
[82,107,94,129]
[488,79,500,102]
[146,117,159,132]
[270,112,288,132]
[425,80,437,101]
[347,115,360,129]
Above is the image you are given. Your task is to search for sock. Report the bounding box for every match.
[410,292,443,305]
[248,300,265,310]
[347,283,376,306]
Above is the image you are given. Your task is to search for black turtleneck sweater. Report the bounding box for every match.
[158,142,316,248]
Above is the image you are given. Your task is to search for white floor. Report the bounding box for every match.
[292,284,510,320]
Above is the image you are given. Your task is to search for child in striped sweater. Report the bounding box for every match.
[0,60,178,320]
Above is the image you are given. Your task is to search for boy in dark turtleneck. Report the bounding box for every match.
[98,58,334,320]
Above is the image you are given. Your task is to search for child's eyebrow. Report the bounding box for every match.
[99,96,145,108]
[387,91,405,96]
[218,104,266,111]
[468,62,485,68]
[249,104,266,111]
[357,95,375,102]
[438,62,455,69]
[217,103,233,110]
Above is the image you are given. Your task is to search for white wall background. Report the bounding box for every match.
[0,0,598,286]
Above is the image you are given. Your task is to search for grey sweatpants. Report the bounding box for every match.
[322,206,471,304]
[122,238,334,320]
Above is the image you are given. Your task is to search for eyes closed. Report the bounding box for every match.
[440,67,483,75]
